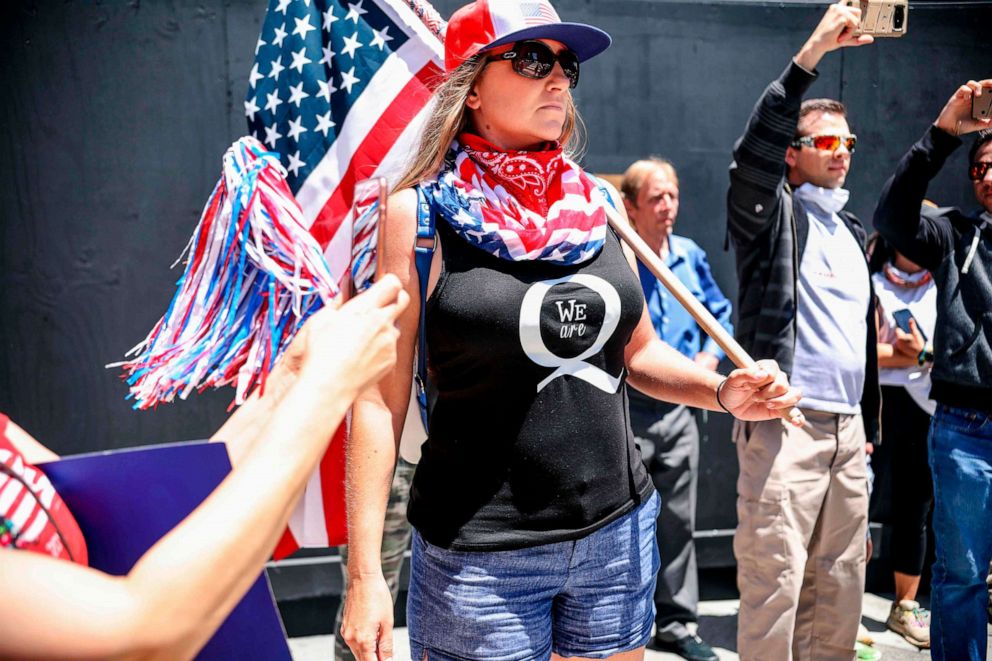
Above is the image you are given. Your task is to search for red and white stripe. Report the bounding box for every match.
[276,0,444,555]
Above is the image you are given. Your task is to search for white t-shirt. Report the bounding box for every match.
[790,184,871,414]
[873,267,937,415]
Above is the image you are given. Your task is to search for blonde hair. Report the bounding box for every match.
[620,157,678,207]
[393,56,587,192]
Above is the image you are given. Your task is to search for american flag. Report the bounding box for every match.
[245,0,444,556]
[520,1,559,25]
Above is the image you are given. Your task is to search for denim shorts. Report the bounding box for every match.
[407,491,660,661]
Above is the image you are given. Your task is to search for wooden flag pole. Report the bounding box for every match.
[603,204,804,425]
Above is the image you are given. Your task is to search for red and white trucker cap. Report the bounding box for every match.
[444,0,612,72]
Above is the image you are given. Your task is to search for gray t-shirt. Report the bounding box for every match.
[790,184,870,414]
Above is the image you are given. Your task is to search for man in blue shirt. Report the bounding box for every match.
[621,158,733,661]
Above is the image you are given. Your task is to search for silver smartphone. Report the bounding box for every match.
[973,86,992,121]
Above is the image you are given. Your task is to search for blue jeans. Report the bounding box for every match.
[407,491,661,661]
[929,404,992,661]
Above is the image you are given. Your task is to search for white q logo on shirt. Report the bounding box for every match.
[519,274,622,394]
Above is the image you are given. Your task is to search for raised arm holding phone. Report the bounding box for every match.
[725,3,880,658]
[873,79,992,661]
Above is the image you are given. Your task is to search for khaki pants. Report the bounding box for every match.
[733,410,868,661]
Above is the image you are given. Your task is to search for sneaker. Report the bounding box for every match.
[648,633,718,661]
[886,599,930,649]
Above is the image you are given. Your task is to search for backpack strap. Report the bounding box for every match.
[413,185,436,432]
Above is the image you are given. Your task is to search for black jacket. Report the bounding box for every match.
[726,60,881,443]
[874,125,992,414]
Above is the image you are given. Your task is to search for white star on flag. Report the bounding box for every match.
[320,44,335,66]
[292,14,316,39]
[264,89,283,113]
[577,248,598,262]
[268,56,285,81]
[244,96,260,121]
[369,26,393,50]
[287,81,309,107]
[263,124,282,148]
[317,79,337,102]
[244,0,450,562]
[341,32,362,58]
[254,36,266,55]
[287,116,308,141]
[272,23,288,47]
[289,47,312,73]
[346,1,368,23]
[286,150,306,176]
[249,62,263,88]
[314,111,335,137]
[340,67,360,94]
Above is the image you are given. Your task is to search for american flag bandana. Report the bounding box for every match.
[426,137,607,264]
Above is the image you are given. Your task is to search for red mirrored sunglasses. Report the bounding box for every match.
[969,161,992,181]
[790,133,858,154]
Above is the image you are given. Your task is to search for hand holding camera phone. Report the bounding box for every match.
[973,85,992,122]
[844,0,908,38]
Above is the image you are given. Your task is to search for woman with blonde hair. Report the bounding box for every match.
[342,3,804,660]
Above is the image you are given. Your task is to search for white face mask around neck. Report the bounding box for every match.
[794,182,851,216]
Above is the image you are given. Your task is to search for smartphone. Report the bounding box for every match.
[973,86,992,122]
[844,0,909,38]
[350,177,388,295]
[892,308,928,342]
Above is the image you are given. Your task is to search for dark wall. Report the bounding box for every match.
[2,1,989,532]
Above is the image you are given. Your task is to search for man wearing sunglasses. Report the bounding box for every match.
[725,2,879,659]
[874,80,992,661]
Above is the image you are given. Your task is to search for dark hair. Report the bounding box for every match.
[969,128,992,164]
[866,232,894,274]
[795,99,849,138]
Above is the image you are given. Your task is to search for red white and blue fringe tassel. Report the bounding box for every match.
[114,136,339,409]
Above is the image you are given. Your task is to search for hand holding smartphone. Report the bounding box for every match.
[844,0,908,38]
[892,308,928,342]
[973,85,992,122]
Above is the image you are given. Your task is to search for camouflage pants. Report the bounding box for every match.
[334,458,416,661]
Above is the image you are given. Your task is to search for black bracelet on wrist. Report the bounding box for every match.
[715,377,733,415]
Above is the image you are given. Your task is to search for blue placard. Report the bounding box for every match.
[39,441,291,660]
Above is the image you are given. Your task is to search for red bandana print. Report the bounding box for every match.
[459,133,564,216]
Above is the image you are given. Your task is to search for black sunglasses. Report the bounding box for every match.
[486,40,580,89]
[969,161,992,181]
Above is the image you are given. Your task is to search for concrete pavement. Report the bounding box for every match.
[288,588,992,660]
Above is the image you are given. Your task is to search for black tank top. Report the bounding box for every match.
[408,215,654,551]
